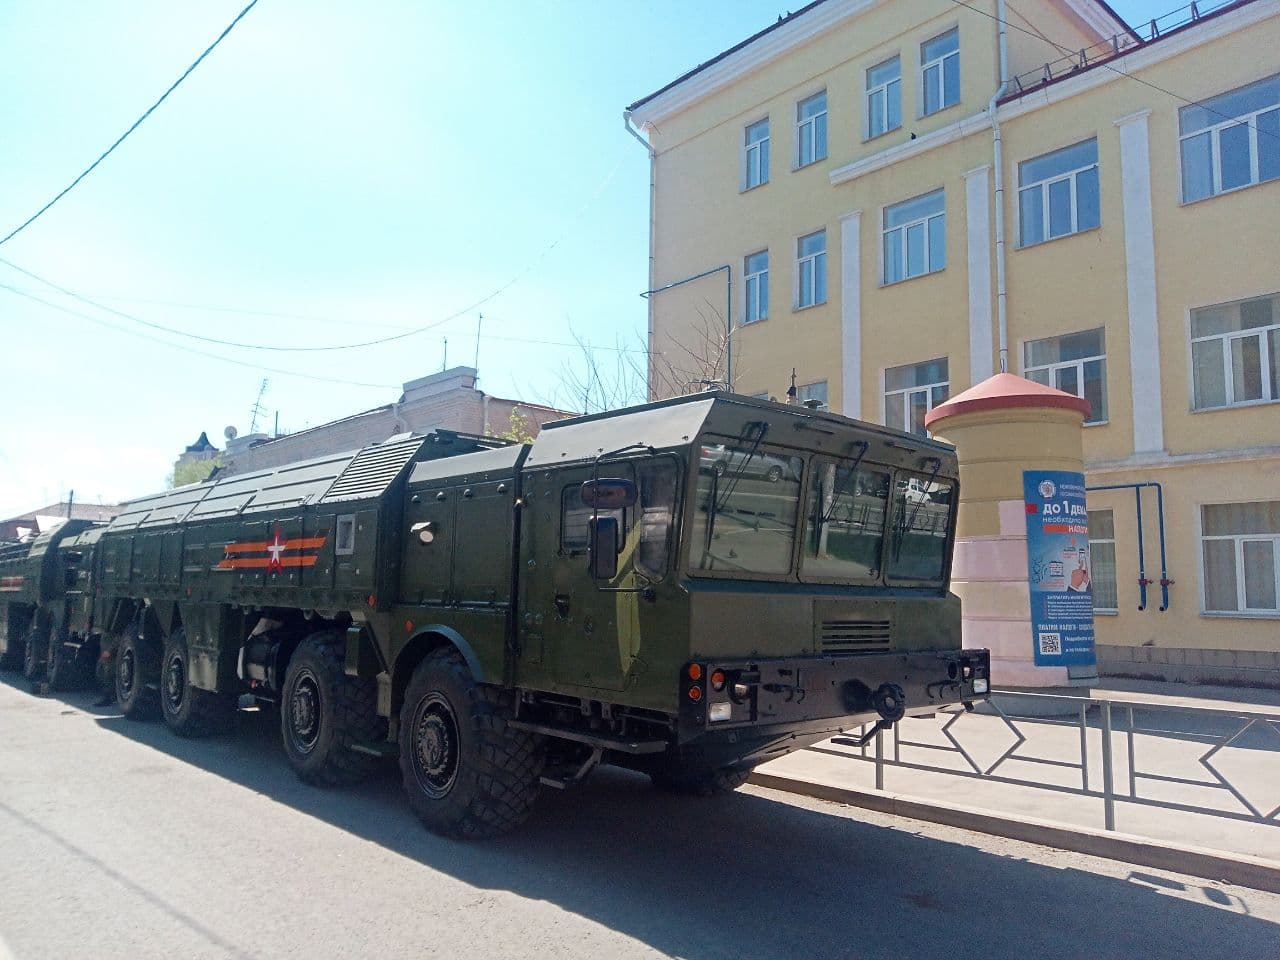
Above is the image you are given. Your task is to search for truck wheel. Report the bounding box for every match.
[650,764,754,796]
[115,629,159,720]
[398,647,544,839]
[280,630,383,786]
[160,630,235,737]
[21,623,44,682]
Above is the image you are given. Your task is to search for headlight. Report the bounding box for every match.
[972,678,989,694]
[708,702,732,722]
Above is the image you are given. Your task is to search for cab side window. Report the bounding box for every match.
[560,485,625,554]
[636,459,678,579]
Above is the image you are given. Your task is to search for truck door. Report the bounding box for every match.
[520,465,633,692]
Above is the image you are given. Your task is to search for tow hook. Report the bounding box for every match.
[831,682,908,748]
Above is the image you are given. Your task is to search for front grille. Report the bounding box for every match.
[819,618,891,654]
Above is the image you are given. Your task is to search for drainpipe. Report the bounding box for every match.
[989,0,1011,372]
[624,110,659,399]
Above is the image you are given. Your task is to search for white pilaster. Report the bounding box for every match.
[1115,109,1165,454]
[964,165,994,384]
[839,210,863,418]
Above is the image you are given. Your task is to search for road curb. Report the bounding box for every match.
[748,770,1280,894]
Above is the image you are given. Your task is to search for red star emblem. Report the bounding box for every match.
[266,522,286,573]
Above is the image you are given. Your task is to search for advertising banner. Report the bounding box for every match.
[1023,470,1097,667]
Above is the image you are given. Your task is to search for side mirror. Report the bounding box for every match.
[588,516,620,581]
[581,478,637,510]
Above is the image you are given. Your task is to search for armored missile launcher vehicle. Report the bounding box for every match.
[2,395,989,837]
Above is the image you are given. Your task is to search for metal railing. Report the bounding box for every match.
[1007,0,1246,99]
[816,691,1280,831]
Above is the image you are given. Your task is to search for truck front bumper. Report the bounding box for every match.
[673,648,990,768]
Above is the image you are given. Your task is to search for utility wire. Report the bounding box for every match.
[0,281,397,389]
[0,1,261,248]
[0,153,626,353]
[955,0,1280,141]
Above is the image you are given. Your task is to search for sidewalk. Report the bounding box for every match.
[752,679,1280,882]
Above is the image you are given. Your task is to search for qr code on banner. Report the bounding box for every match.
[1038,633,1063,655]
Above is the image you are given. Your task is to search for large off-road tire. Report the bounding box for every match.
[280,630,384,786]
[650,763,754,796]
[115,628,160,720]
[21,621,44,683]
[160,630,236,737]
[398,647,545,839]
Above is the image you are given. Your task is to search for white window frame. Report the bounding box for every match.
[884,359,948,436]
[1199,502,1280,616]
[866,56,901,140]
[796,91,828,169]
[1189,295,1280,410]
[1179,74,1280,203]
[795,230,827,309]
[1089,509,1118,614]
[1022,328,1108,424]
[920,28,959,117]
[882,190,945,285]
[742,118,770,191]
[1018,140,1099,247]
[743,250,769,325]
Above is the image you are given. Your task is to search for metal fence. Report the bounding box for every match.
[814,691,1280,832]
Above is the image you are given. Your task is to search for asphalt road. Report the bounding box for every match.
[2,673,1278,960]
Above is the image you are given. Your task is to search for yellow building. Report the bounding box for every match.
[625,0,1280,685]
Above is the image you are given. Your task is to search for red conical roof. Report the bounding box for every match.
[924,372,1090,428]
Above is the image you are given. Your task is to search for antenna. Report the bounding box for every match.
[474,313,483,377]
[248,378,269,434]
[224,425,238,441]
[442,337,448,371]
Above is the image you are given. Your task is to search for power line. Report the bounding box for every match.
[952,0,1280,141]
[0,281,398,389]
[0,152,627,353]
[0,1,261,248]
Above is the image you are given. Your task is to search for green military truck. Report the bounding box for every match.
[3,395,989,837]
[0,518,102,687]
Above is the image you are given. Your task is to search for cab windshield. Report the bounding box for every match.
[802,461,890,581]
[886,472,954,582]
[688,442,804,574]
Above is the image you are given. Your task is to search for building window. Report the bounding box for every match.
[867,56,901,139]
[1089,510,1118,613]
[1202,502,1280,614]
[743,118,770,190]
[797,380,828,409]
[885,358,948,436]
[1180,73,1280,203]
[1191,293,1280,409]
[743,250,769,324]
[921,28,959,116]
[883,189,945,284]
[796,230,827,308]
[1023,327,1108,423]
[796,91,828,168]
[1018,139,1100,246]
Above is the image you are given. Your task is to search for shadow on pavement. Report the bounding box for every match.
[4,673,1278,960]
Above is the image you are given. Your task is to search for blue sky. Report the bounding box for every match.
[0,0,1176,516]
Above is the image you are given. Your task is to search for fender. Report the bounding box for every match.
[400,624,486,684]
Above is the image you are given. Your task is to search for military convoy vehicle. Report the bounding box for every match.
[0,394,989,837]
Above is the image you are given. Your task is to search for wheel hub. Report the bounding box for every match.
[164,653,186,711]
[289,674,321,751]
[412,694,459,798]
[120,648,136,695]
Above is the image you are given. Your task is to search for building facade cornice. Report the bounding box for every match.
[829,111,991,186]
[628,0,887,128]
